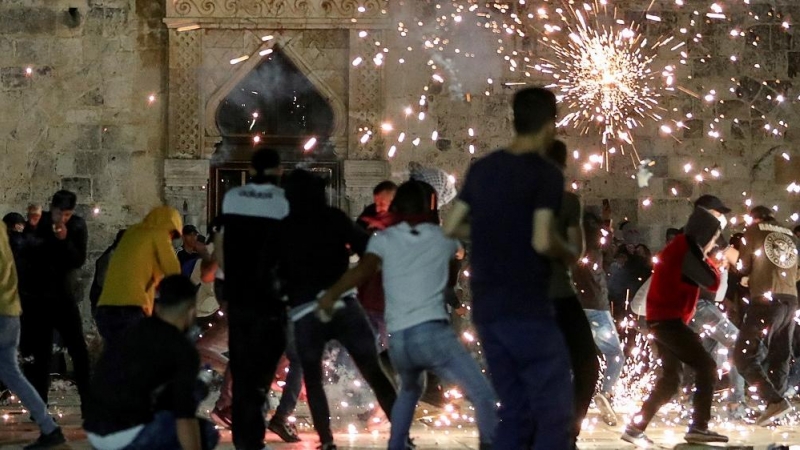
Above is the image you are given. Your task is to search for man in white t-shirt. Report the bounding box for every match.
[320,181,497,450]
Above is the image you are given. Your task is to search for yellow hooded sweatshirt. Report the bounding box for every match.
[0,223,22,317]
[98,206,182,316]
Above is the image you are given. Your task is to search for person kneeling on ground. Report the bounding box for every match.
[83,275,219,450]
[320,180,498,450]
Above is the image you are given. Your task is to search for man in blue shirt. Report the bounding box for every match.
[443,87,579,450]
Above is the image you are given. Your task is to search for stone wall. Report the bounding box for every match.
[0,0,168,312]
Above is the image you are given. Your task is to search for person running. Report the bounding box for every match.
[573,211,623,426]
[621,207,728,446]
[320,180,497,450]
[0,221,66,450]
[95,206,185,354]
[545,140,599,445]
[216,148,289,450]
[22,190,91,412]
[734,205,799,426]
[443,87,579,450]
[279,169,397,450]
[83,275,219,450]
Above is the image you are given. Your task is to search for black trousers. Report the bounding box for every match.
[295,297,397,444]
[734,295,797,403]
[19,297,90,410]
[636,319,715,430]
[554,295,599,442]
[227,305,286,450]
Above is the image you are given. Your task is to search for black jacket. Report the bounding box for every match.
[26,212,88,302]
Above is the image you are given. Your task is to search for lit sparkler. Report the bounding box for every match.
[536,1,675,161]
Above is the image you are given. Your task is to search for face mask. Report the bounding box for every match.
[717,214,728,231]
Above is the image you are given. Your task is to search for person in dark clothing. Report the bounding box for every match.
[443,87,579,450]
[89,229,126,313]
[546,140,599,447]
[25,204,42,234]
[83,275,219,450]
[279,169,397,450]
[177,225,201,267]
[216,148,289,450]
[734,205,799,426]
[21,190,91,413]
[622,207,727,446]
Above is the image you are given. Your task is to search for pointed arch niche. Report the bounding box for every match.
[163,3,392,225]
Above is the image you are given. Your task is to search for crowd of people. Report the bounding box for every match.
[0,86,798,450]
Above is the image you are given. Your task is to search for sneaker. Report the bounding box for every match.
[726,402,748,421]
[267,417,301,443]
[210,407,233,429]
[594,393,617,426]
[621,425,654,448]
[684,427,729,444]
[23,427,66,449]
[756,398,793,426]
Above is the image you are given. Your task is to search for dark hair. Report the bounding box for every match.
[730,232,745,250]
[284,169,327,210]
[51,190,77,211]
[390,181,432,216]
[3,212,25,228]
[666,227,681,241]
[373,181,398,196]
[182,225,199,236]
[156,275,198,309]
[513,87,557,134]
[750,205,774,222]
[546,139,568,169]
[251,148,281,182]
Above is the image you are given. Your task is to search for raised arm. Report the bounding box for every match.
[442,200,471,240]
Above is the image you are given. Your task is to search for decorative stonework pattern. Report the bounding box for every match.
[168,0,386,19]
[168,30,202,157]
[348,28,384,159]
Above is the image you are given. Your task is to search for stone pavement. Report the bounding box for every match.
[1,386,799,450]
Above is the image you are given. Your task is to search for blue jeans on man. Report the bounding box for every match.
[0,316,59,435]
[476,318,573,450]
[387,320,497,450]
[584,309,624,395]
[689,300,745,403]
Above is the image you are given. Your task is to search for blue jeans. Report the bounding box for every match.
[387,320,497,450]
[689,300,745,402]
[584,310,624,395]
[476,319,573,450]
[0,316,58,435]
[119,411,219,450]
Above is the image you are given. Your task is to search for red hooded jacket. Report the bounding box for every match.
[646,234,721,324]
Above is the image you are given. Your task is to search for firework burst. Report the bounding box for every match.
[537,2,676,162]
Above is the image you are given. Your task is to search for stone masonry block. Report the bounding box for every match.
[61,177,92,199]
[1,67,29,90]
[75,152,107,176]
[0,8,57,34]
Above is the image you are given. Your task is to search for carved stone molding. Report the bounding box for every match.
[168,29,203,158]
[164,159,210,228]
[347,28,384,160]
[202,34,348,148]
[167,0,388,20]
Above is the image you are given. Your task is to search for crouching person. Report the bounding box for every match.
[83,275,219,450]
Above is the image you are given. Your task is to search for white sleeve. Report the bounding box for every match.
[365,232,386,259]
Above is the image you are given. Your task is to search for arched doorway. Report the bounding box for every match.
[209,48,340,219]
